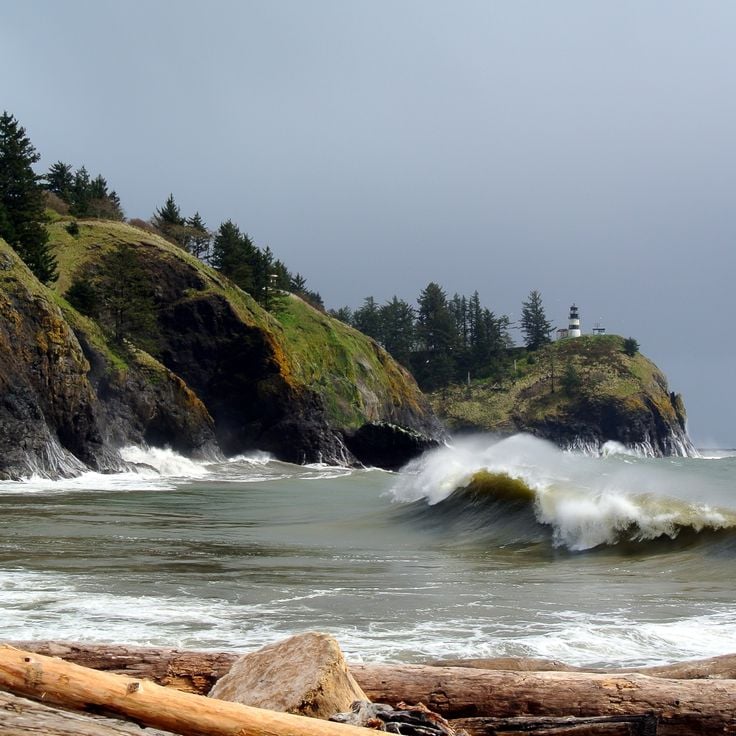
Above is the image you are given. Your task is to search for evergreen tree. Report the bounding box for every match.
[561,362,582,395]
[46,162,123,220]
[520,289,552,350]
[379,296,415,368]
[152,193,187,246]
[0,111,56,283]
[352,296,382,342]
[71,165,92,216]
[97,244,159,351]
[413,282,457,390]
[210,220,258,293]
[44,161,74,201]
[185,212,210,260]
[290,273,307,292]
[330,306,353,324]
[623,337,640,357]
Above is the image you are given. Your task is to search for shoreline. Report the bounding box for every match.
[3,640,736,735]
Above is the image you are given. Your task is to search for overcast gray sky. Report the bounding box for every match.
[2,1,735,446]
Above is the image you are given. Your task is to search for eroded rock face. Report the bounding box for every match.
[208,632,367,719]
[528,392,695,457]
[344,422,441,470]
[0,247,105,478]
[0,221,443,477]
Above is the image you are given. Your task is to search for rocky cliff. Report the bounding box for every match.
[0,220,441,478]
[430,335,694,456]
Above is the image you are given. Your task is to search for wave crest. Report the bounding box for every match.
[389,435,736,552]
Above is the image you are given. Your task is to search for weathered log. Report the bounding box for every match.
[457,714,662,735]
[9,641,237,694]
[432,655,736,680]
[349,662,736,735]
[450,714,658,736]
[0,690,177,736]
[8,641,736,734]
[0,645,379,736]
[12,641,736,693]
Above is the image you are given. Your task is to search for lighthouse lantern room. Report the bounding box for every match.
[568,304,581,338]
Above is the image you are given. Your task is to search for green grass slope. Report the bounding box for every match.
[431,335,689,453]
[47,218,433,436]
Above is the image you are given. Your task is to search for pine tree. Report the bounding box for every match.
[44,161,74,201]
[71,166,92,216]
[152,194,188,247]
[379,296,415,368]
[185,212,210,260]
[520,289,552,351]
[0,111,56,283]
[330,306,353,324]
[413,282,457,390]
[97,244,159,351]
[210,220,257,292]
[352,296,382,341]
[623,337,639,357]
[153,193,184,229]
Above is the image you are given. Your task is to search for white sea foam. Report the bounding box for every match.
[0,468,175,495]
[226,451,274,465]
[3,566,733,667]
[389,434,736,550]
[119,446,211,478]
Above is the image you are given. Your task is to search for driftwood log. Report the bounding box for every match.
[11,641,736,694]
[0,645,379,736]
[351,662,736,734]
[0,690,177,736]
[6,642,736,735]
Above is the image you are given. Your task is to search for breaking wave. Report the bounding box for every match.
[389,435,736,552]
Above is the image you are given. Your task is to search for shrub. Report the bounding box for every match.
[43,190,69,215]
[65,220,80,236]
[623,337,639,357]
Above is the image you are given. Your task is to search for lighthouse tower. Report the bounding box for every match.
[568,304,581,338]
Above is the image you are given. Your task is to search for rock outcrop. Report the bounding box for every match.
[0,239,219,479]
[431,335,695,457]
[0,220,441,477]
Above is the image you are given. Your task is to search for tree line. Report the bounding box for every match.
[332,285,556,392]
[0,111,321,312]
[1,110,638,390]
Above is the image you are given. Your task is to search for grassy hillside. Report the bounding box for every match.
[46,218,431,435]
[431,335,685,436]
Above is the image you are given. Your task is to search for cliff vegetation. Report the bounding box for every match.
[430,335,693,456]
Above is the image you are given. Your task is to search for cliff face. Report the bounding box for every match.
[0,220,440,477]
[431,335,694,457]
[0,243,104,478]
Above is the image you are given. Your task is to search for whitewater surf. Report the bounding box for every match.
[1,435,735,668]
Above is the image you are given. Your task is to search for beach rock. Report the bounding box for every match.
[331,700,467,735]
[208,632,367,719]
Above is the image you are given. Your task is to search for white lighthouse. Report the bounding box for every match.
[568,304,581,338]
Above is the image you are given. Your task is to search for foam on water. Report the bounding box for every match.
[2,566,734,667]
[119,446,212,478]
[0,445,217,494]
[390,434,736,551]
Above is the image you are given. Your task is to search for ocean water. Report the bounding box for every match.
[1,434,735,668]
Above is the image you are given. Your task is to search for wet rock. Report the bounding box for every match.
[208,632,367,719]
[344,422,441,470]
[331,700,468,736]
